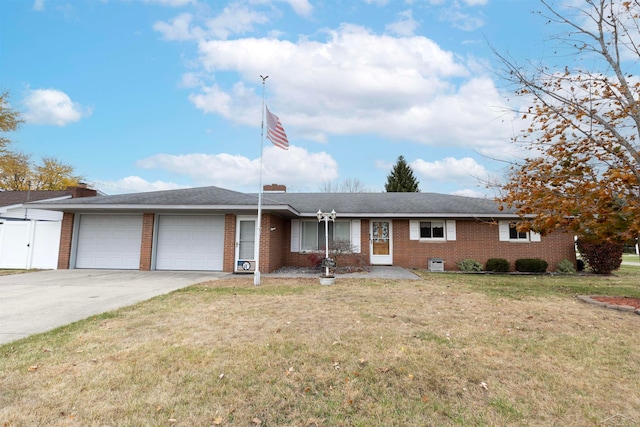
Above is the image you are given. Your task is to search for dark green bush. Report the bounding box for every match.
[575,238,623,274]
[515,258,548,273]
[485,258,510,272]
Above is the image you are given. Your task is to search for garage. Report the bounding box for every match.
[155,215,224,271]
[75,214,143,269]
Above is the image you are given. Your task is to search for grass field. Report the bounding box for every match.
[1,268,639,426]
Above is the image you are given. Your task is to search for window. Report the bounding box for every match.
[409,220,456,241]
[420,221,445,239]
[300,220,351,251]
[498,220,541,242]
[509,223,528,240]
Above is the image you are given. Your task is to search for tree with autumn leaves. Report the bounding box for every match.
[497,0,639,250]
[0,91,83,190]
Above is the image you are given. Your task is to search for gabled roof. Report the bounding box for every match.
[27,185,516,218]
[28,185,296,214]
[0,190,73,208]
[260,192,513,217]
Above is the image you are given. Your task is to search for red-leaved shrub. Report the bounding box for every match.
[575,238,623,274]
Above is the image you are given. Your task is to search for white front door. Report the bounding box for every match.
[235,216,256,272]
[370,220,392,265]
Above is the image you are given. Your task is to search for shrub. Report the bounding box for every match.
[556,259,576,274]
[485,258,510,272]
[456,259,482,272]
[515,258,548,273]
[576,259,585,272]
[575,238,623,274]
[307,253,324,268]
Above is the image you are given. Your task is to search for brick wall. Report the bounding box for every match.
[392,219,575,271]
[57,212,75,269]
[223,214,236,272]
[280,218,372,269]
[277,218,575,272]
[139,213,154,271]
[261,214,286,273]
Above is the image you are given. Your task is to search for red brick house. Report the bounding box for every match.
[28,185,576,272]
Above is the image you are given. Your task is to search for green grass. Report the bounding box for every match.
[414,265,640,300]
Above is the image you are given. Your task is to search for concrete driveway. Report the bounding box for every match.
[0,269,230,345]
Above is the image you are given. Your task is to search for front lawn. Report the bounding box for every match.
[1,270,638,426]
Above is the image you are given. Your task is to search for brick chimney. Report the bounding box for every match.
[263,184,287,193]
[66,183,98,198]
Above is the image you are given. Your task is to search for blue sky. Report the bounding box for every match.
[1,0,557,196]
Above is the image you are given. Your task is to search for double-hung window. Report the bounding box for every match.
[300,220,352,251]
[498,220,541,242]
[420,221,445,239]
[509,223,528,240]
[409,219,456,241]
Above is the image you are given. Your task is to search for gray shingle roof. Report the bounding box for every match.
[0,190,72,208]
[261,192,511,216]
[28,185,515,217]
[32,186,262,206]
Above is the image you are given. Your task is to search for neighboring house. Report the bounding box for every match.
[27,184,576,273]
[0,186,98,269]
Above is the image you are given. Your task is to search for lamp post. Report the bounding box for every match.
[316,209,336,277]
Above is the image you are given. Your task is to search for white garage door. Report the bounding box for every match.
[75,215,143,269]
[155,215,224,271]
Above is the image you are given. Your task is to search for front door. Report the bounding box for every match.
[370,220,392,265]
[235,216,256,272]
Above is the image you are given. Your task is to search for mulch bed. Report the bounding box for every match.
[578,295,640,314]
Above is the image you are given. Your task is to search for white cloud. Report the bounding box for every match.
[204,3,269,39]
[136,145,338,191]
[33,0,45,11]
[439,8,484,31]
[154,4,269,41]
[412,157,494,185]
[143,0,195,7]
[153,13,201,41]
[22,89,91,126]
[451,188,489,198]
[186,25,517,157]
[94,176,187,195]
[279,0,313,17]
[179,72,203,88]
[386,9,419,36]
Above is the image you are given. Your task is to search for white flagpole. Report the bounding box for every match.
[254,75,268,286]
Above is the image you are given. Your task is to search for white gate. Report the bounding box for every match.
[0,220,61,269]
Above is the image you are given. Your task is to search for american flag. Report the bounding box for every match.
[265,106,289,150]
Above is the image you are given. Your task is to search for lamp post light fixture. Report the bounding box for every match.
[316,209,336,278]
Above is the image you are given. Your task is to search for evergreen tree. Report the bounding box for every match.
[384,155,420,192]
